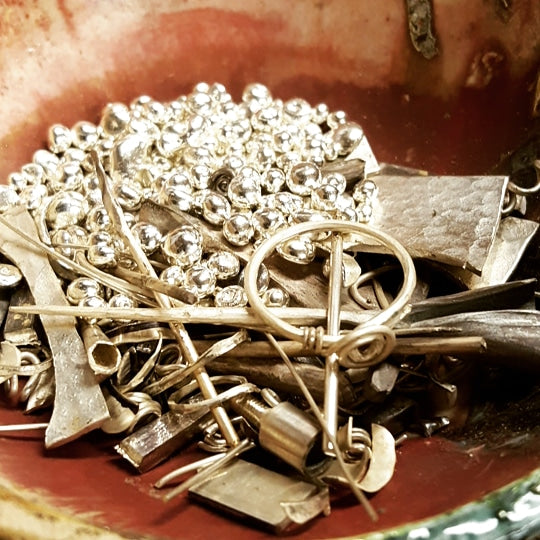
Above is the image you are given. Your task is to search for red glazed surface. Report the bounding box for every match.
[0,1,539,538]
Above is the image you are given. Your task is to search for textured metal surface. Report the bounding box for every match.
[115,408,213,472]
[449,217,539,288]
[189,459,322,533]
[0,208,109,448]
[370,175,508,273]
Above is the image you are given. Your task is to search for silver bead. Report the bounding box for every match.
[202,191,231,226]
[162,225,203,267]
[85,205,111,232]
[206,250,240,280]
[214,285,248,307]
[190,164,213,190]
[356,204,373,223]
[242,83,272,113]
[335,192,355,212]
[326,110,348,129]
[312,102,330,125]
[48,124,73,153]
[21,163,45,185]
[183,114,210,149]
[238,262,269,294]
[157,122,186,157]
[284,98,312,124]
[7,172,26,192]
[287,162,321,196]
[187,91,214,117]
[252,207,286,239]
[228,167,261,209]
[261,168,286,194]
[332,122,364,156]
[108,293,137,309]
[87,243,117,268]
[141,99,169,125]
[311,183,340,212]
[50,226,87,260]
[160,265,184,286]
[88,230,114,246]
[222,212,254,246]
[160,185,193,212]
[322,171,347,194]
[164,170,192,193]
[352,179,378,203]
[183,145,214,168]
[251,105,282,132]
[262,287,290,307]
[79,295,108,309]
[128,117,160,141]
[113,181,143,211]
[289,209,331,240]
[265,192,305,216]
[273,128,297,154]
[0,185,20,212]
[100,102,131,137]
[32,149,60,180]
[71,121,100,151]
[275,150,302,173]
[45,190,87,229]
[110,134,151,184]
[336,206,359,222]
[66,277,104,305]
[131,222,162,255]
[20,184,47,211]
[276,236,316,265]
[184,264,216,298]
[51,161,83,192]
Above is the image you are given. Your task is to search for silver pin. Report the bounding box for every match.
[323,233,344,456]
[93,152,241,449]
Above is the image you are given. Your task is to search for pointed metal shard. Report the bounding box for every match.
[368,175,508,273]
[447,217,539,288]
[346,133,380,177]
[0,208,109,448]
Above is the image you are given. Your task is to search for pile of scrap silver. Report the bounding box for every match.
[0,84,539,533]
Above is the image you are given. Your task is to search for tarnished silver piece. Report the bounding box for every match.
[0,263,23,289]
[80,320,122,377]
[0,208,109,447]
[357,424,396,493]
[101,389,136,434]
[368,175,508,273]
[364,362,400,402]
[188,458,327,533]
[405,0,439,59]
[3,284,40,347]
[163,438,255,502]
[448,217,539,288]
[230,394,327,474]
[407,309,540,372]
[25,363,55,413]
[115,408,214,472]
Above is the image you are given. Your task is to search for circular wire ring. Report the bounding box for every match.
[244,220,416,354]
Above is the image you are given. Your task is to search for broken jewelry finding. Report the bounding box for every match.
[0,81,538,534]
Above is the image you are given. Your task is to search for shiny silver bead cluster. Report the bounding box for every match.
[3,82,378,309]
